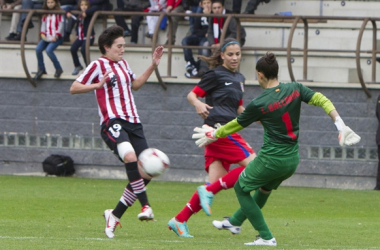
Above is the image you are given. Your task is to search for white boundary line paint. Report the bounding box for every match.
[0,236,184,243]
[1,236,379,249]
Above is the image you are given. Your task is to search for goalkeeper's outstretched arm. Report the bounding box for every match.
[308,93,361,146]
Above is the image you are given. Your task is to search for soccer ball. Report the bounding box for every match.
[138,148,170,178]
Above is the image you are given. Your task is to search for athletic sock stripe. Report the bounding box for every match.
[123,194,135,206]
[130,179,146,194]
[131,182,145,191]
[123,192,136,206]
[122,187,137,206]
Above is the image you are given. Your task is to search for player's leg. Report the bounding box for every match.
[100,121,136,238]
[169,162,227,235]
[100,120,149,238]
[197,160,227,216]
[198,134,256,215]
[237,154,298,246]
[125,122,155,220]
[205,152,256,195]
[168,160,225,237]
[104,178,151,238]
[234,183,277,246]
[212,187,270,235]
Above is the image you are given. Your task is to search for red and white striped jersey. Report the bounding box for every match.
[77,16,94,40]
[76,56,139,125]
[40,14,64,39]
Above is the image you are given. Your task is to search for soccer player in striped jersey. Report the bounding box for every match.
[168,38,257,237]
[70,25,164,238]
[194,52,361,246]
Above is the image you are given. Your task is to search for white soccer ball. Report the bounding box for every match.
[138,148,170,178]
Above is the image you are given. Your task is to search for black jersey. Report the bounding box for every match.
[192,65,245,126]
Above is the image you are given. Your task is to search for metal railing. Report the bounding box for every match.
[0,9,379,97]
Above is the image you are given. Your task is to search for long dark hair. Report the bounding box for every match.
[77,0,90,10]
[98,25,124,55]
[199,38,241,69]
[42,0,61,10]
[256,52,279,79]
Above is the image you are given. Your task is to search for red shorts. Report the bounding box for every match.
[204,133,254,172]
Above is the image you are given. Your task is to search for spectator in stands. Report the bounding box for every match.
[0,0,22,40]
[67,0,94,75]
[207,0,246,48]
[34,0,64,80]
[165,0,183,45]
[12,0,44,41]
[232,0,270,14]
[59,0,77,42]
[375,93,380,190]
[145,0,166,39]
[196,0,246,76]
[181,0,210,78]
[182,0,201,35]
[114,0,150,44]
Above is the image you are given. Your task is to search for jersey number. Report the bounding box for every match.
[282,112,297,140]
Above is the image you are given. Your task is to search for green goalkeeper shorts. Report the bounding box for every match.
[237,152,299,192]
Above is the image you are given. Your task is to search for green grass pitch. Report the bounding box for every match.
[0,175,379,249]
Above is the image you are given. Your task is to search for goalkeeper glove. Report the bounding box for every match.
[334,116,361,146]
[192,124,219,148]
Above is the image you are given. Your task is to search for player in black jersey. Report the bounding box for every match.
[168,38,257,237]
[194,52,361,246]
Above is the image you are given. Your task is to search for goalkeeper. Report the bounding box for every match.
[193,52,361,246]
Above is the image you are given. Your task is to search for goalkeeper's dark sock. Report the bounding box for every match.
[125,162,149,207]
[206,166,245,194]
[253,188,271,209]
[176,191,202,223]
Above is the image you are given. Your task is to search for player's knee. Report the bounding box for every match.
[259,186,271,194]
[117,142,136,163]
[123,152,137,163]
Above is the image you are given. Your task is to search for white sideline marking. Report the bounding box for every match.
[0,236,39,239]
[2,236,377,249]
[0,236,108,241]
[0,236,184,243]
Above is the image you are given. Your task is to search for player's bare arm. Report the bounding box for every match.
[187,91,213,119]
[70,70,112,94]
[132,46,164,91]
[237,105,245,115]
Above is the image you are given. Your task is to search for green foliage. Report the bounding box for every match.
[0,175,379,249]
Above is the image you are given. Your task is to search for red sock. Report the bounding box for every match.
[206,166,245,194]
[175,191,202,223]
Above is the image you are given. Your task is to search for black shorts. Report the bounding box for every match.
[100,119,148,162]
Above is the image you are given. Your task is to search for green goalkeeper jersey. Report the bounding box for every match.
[218,82,316,156]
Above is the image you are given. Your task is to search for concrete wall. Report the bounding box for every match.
[0,78,378,189]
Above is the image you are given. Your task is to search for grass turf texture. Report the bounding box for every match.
[0,175,379,250]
